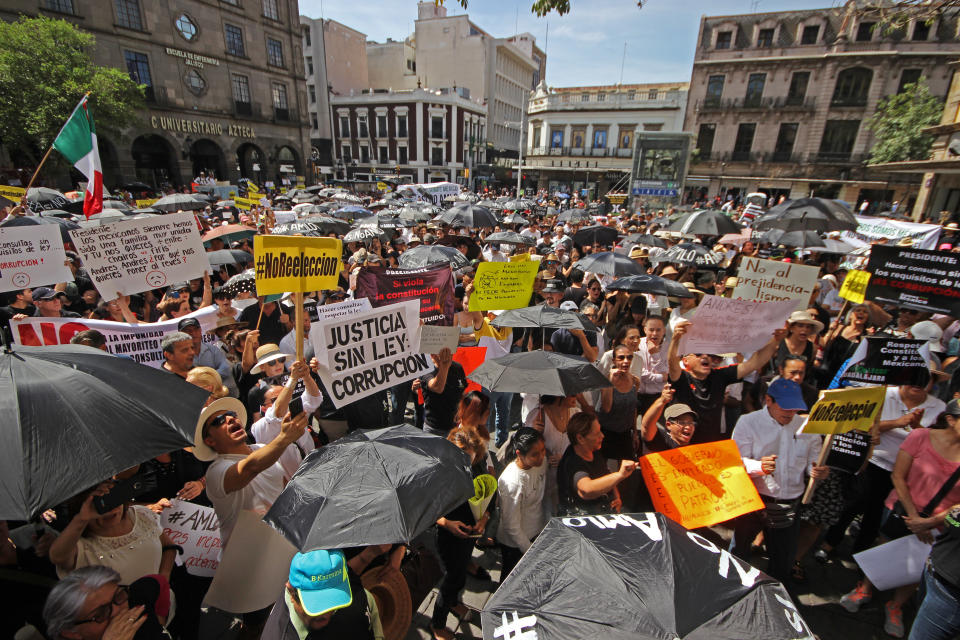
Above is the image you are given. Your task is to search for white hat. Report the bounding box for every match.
[559,300,578,312]
[193,397,248,461]
[251,343,293,374]
[910,320,944,353]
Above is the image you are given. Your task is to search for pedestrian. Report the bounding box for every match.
[496,428,547,584]
[419,347,468,437]
[179,317,237,397]
[160,332,195,379]
[42,566,147,640]
[557,412,638,516]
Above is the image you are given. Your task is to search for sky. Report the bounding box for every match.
[299,0,844,86]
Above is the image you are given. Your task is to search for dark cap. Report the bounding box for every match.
[946,398,960,416]
[542,279,565,294]
[170,281,190,291]
[177,317,201,331]
[32,286,64,301]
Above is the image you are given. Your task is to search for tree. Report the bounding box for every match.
[442,0,643,17]
[866,78,943,164]
[0,16,144,167]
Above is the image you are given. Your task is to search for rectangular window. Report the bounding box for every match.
[745,73,766,106]
[303,28,311,47]
[232,74,250,114]
[898,69,923,93]
[818,120,861,161]
[716,31,732,49]
[123,50,153,101]
[757,28,774,47]
[378,146,388,164]
[272,83,288,120]
[397,115,408,137]
[266,38,284,67]
[308,85,316,104]
[572,129,584,148]
[696,123,716,160]
[597,93,606,102]
[550,129,563,148]
[732,123,756,161]
[533,126,541,149]
[431,147,444,165]
[431,116,444,138]
[705,75,725,107]
[787,71,810,104]
[357,116,368,138]
[225,24,245,56]
[377,115,388,137]
[801,25,820,44]
[341,145,351,162]
[339,116,350,138]
[773,123,798,161]
[581,93,590,102]
[912,21,930,41]
[43,0,75,14]
[262,0,279,20]
[115,0,142,30]
[619,128,634,149]
[360,146,370,163]
[648,89,658,100]
[398,146,408,165]
[306,56,313,76]
[593,129,607,148]
[856,21,875,42]
[310,113,318,129]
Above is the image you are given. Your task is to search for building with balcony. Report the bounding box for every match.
[523,81,688,199]
[684,4,958,209]
[331,87,486,186]
[1,0,311,189]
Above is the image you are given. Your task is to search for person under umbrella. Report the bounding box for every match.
[496,428,547,585]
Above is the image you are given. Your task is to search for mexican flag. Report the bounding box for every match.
[52,95,102,218]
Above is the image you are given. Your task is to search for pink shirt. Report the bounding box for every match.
[886,428,960,513]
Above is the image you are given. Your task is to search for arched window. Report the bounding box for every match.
[831,67,872,107]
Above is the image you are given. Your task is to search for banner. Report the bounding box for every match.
[865,244,960,315]
[731,257,820,311]
[469,260,539,311]
[838,269,870,304]
[0,185,26,200]
[679,295,796,356]
[419,325,459,354]
[159,499,222,577]
[640,440,764,530]
[253,235,342,295]
[842,215,941,251]
[12,306,218,367]
[69,211,208,298]
[0,225,72,292]
[354,263,456,325]
[309,300,433,408]
[838,337,931,387]
[799,386,886,435]
[453,346,486,395]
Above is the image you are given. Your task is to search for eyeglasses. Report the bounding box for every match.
[74,585,128,626]
[615,354,634,361]
[207,411,238,429]
[669,419,697,428]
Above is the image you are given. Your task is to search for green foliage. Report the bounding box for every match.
[866,78,943,164]
[0,16,144,164]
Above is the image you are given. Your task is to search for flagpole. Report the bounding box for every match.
[25,92,91,192]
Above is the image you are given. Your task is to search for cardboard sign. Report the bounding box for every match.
[0,225,72,292]
[842,215,941,251]
[865,245,960,315]
[419,324,459,354]
[838,337,931,387]
[159,499,222,577]
[468,260,539,312]
[732,257,820,311]
[316,297,372,322]
[69,211,208,298]
[800,386,886,435]
[234,196,260,210]
[825,430,872,474]
[838,270,870,304]
[253,235,342,295]
[0,185,26,199]
[135,198,157,208]
[679,295,796,356]
[310,300,433,408]
[854,535,932,591]
[640,440,764,530]
[355,263,456,325]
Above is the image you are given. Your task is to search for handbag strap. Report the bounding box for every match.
[922,462,960,516]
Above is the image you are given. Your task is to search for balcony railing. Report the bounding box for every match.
[529,146,634,158]
[830,96,868,108]
[696,96,817,112]
[694,150,868,165]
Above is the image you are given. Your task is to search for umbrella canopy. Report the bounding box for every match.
[759,228,824,248]
[130,207,161,215]
[87,209,128,221]
[482,512,810,640]
[438,204,498,229]
[222,269,257,297]
[120,181,154,192]
[623,233,667,248]
[333,205,373,221]
[276,219,349,236]
[264,425,474,550]
[38,209,77,220]
[501,213,530,226]
[398,206,432,223]
[491,305,597,331]
[330,192,364,203]
[607,274,694,299]
[101,200,134,211]
[502,199,534,211]
[398,244,469,269]
[202,224,256,244]
[468,351,611,396]
[573,252,645,278]
[344,226,387,244]
[650,242,725,267]
[0,344,210,520]
[207,249,253,267]
[26,187,69,211]
[294,203,336,215]
[668,209,742,236]
[356,212,411,229]
[573,225,619,247]
[716,230,753,247]
[483,231,536,246]
[557,208,592,224]
[753,198,858,233]
[152,193,209,212]
[0,213,79,243]
[436,234,482,260]
[818,237,857,253]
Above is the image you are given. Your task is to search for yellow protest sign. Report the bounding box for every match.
[246,181,260,194]
[254,235,342,295]
[640,440,764,530]
[376,181,389,191]
[235,196,260,210]
[801,385,885,435]
[469,260,539,311]
[135,198,157,208]
[508,253,531,262]
[0,185,26,199]
[839,269,870,304]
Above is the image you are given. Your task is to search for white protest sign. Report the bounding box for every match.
[842,215,941,250]
[732,257,820,311]
[679,295,795,356]
[273,211,296,225]
[69,211,208,298]
[159,499,222,577]
[0,225,73,293]
[419,324,459,354]
[310,300,433,408]
[316,297,371,322]
[11,306,218,367]
[854,535,931,590]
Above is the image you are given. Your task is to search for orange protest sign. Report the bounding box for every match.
[452,346,486,395]
[640,439,764,529]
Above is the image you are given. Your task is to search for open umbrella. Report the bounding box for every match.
[222,269,257,297]
[333,205,373,221]
[623,233,667,249]
[467,351,611,396]
[38,209,77,220]
[202,224,256,245]
[207,249,253,267]
[276,219,349,236]
[398,244,469,269]
[607,274,694,299]
[26,187,69,212]
[668,209,742,236]
[86,210,128,221]
[482,512,812,640]
[152,193,209,212]
[573,225,619,247]
[573,252,644,278]
[344,226,388,244]
[0,344,210,520]
[501,213,529,226]
[0,213,79,243]
[557,208,592,224]
[650,242,725,268]
[398,205,432,224]
[492,305,597,331]
[438,204,498,229]
[264,424,474,550]
[753,198,858,233]
[483,231,536,246]
[759,228,824,248]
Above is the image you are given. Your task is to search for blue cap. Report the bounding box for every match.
[767,378,807,411]
[288,550,353,616]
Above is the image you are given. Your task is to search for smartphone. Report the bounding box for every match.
[168,291,180,300]
[94,473,158,514]
[288,395,304,418]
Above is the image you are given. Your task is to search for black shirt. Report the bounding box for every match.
[670,364,740,445]
[238,303,287,345]
[643,424,683,455]
[557,447,612,515]
[562,286,587,308]
[419,362,467,433]
[931,506,960,589]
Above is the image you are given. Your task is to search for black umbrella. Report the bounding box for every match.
[264,424,474,550]
[753,198,858,233]
[0,213,79,243]
[26,187,69,212]
[557,208,592,224]
[468,351,611,396]
[0,344,210,520]
[623,233,667,248]
[207,249,253,267]
[344,226,388,244]
[482,512,811,640]
[398,206,432,223]
[502,213,529,226]
[333,205,373,221]
[502,199,534,211]
[130,207,162,215]
[222,268,257,297]
[650,242,725,267]
[296,203,337,216]
[483,231,536,246]
[607,274,694,299]
[38,209,76,220]
[438,204,498,229]
[573,251,645,278]
[152,193,208,212]
[276,218,350,236]
[101,200,134,211]
[573,225,619,247]
[492,305,597,331]
[86,209,128,221]
[120,181,154,192]
[759,228,825,248]
[668,209,742,236]
[398,244,469,269]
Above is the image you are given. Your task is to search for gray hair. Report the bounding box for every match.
[580,301,600,314]
[161,331,193,354]
[43,565,121,638]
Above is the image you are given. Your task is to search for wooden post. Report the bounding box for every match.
[255,298,265,331]
[25,145,56,192]
[802,433,835,504]
[295,291,304,362]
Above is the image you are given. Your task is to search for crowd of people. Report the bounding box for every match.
[3,183,960,640]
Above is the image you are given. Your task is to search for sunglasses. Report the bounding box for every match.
[208,411,238,428]
[74,586,128,626]
[268,357,287,366]
[615,354,634,361]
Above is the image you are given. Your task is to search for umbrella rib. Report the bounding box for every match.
[369,442,411,542]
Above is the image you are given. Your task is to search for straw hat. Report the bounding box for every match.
[250,343,292,374]
[682,282,705,299]
[660,265,680,278]
[207,315,248,335]
[361,566,412,640]
[787,310,825,334]
[193,397,248,461]
[629,246,649,259]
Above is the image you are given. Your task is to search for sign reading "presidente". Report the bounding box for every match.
[254,235,341,295]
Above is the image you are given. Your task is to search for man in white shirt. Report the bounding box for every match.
[730,379,827,589]
[496,428,547,584]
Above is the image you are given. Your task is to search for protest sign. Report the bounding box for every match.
[0,224,72,292]
[69,212,207,298]
[310,300,432,408]
[316,297,371,322]
[234,196,260,210]
[135,198,157,209]
[864,244,960,315]
[842,215,941,251]
[468,260,539,311]
[159,499,222,577]
[838,270,870,304]
[800,386,886,435]
[419,324,459,354]
[12,306,218,366]
[824,430,872,474]
[854,535,932,591]
[679,295,795,356]
[354,263,456,325]
[508,253,532,262]
[453,346,486,395]
[0,185,26,200]
[640,440,764,530]
[838,337,931,387]
[253,235,341,296]
[731,257,820,311]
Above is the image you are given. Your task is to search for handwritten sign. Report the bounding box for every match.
[800,385,886,435]
[468,260,539,311]
[419,324,459,354]
[135,198,157,209]
[159,499,222,577]
[679,295,795,356]
[838,270,870,304]
[0,225,72,292]
[0,185,26,200]
[732,257,820,311]
[69,211,208,298]
[640,440,764,529]
[316,297,372,322]
[253,235,342,295]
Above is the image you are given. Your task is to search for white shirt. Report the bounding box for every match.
[635,337,669,394]
[205,446,286,545]
[870,386,945,471]
[496,461,547,551]
[250,389,324,479]
[732,409,822,500]
[597,348,642,378]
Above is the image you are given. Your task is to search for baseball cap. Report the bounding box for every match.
[170,281,190,292]
[767,378,807,411]
[178,317,201,331]
[559,300,578,311]
[288,550,353,616]
[945,398,960,416]
[32,287,64,301]
[910,320,944,353]
[664,404,698,421]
